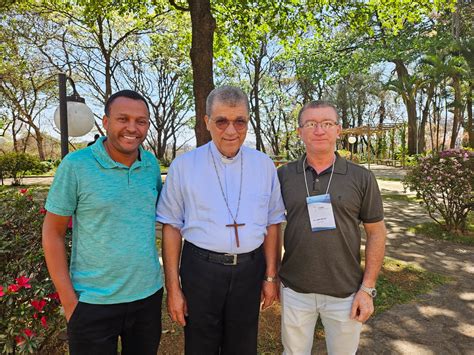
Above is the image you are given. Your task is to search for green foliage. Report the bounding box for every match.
[337,149,360,163]
[0,153,48,185]
[0,188,66,354]
[409,218,474,246]
[403,149,474,233]
[375,257,448,315]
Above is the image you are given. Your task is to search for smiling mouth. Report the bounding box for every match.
[123,135,139,141]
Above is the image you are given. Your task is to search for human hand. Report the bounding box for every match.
[260,280,278,311]
[350,290,374,323]
[63,298,79,322]
[167,287,188,326]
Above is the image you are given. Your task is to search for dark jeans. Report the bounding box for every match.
[67,288,163,355]
[180,242,266,355]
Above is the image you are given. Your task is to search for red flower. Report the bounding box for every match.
[47,292,60,300]
[31,299,47,312]
[0,285,4,297]
[39,207,47,215]
[33,312,38,319]
[41,316,48,328]
[23,329,34,338]
[19,188,28,194]
[15,276,31,289]
[8,284,20,293]
[15,336,25,345]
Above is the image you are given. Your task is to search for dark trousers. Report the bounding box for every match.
[180,242,266,355]
[67,288,163,355]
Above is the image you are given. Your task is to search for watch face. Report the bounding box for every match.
[371,289,377,297]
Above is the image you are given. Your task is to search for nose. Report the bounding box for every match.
[125,120,138,132]
[224,121,238,134]
[313,125,325,134]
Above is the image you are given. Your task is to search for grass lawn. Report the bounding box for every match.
[408,220,474,246]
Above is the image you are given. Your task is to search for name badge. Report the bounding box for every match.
[306,194,336,232]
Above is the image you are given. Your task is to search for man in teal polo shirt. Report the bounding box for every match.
[42,90,163,355]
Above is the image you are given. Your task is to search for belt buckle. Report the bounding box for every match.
[223,253,237,265]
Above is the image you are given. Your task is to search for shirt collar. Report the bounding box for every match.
[209,141,242,165]
[91,136,149,169]
[296,152,348,175]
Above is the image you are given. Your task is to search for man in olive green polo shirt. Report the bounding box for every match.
[278,101,386,355]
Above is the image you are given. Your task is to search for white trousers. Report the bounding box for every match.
[281,285,362,355]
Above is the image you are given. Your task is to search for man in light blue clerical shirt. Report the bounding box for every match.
[157,85,286,355]
[42,90,164,355]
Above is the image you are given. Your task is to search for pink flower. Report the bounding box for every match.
[41,316,48,328]
[31,299,47,312]
[39,207,47,215]
[0,285,4,297]
[19,188,28,194]
[23,329,34,338]
[16,276,31,289]
[8,284,20,293]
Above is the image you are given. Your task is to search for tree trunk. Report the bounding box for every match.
[393,59,417,155]
[450,74,462,148]
[250,43,266,152]
[467,82,473,148]
[32,126,45,161]
[419,82,435,152]
[187,0,214,147]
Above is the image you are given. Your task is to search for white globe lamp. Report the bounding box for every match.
[54,101,94,137]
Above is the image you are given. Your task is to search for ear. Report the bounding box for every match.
[204,115,211,132]
[102,115,108,130]
[297,127,303,139]
[335,124,341,139]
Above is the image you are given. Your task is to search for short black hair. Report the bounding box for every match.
[297,100,339,127]
[104,90,149,116]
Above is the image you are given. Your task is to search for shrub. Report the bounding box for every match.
[403,149,474,233]
[337,149,360,163]
[0,153,48,185]
[0,188,66,354]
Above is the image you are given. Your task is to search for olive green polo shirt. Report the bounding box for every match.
[277,153,384,298]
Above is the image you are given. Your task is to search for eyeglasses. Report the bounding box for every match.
[300,121,339,130]
[211,118,249,131]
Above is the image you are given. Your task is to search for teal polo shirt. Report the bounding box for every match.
[45,137,163,304]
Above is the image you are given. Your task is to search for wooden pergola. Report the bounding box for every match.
[340,123,406,169]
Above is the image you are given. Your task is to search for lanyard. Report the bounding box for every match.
[303,155,336,197]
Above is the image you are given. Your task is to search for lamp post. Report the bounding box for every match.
[348,136,356,161]
[54,73,94,158]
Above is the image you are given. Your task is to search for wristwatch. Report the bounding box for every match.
[263,276,278,283]
[359,284,377,298]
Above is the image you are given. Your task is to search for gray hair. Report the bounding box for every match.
[206,86,250,116]
[297,100,339,126]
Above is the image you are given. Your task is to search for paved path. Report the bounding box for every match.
[314,164,474,354]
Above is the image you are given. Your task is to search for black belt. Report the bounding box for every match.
[185,241,261,266]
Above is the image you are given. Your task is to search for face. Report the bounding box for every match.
[204,100,249,158]
[298,106,341,156]
[102,97,150,162]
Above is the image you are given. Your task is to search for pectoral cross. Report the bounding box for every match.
[226,220,245,248]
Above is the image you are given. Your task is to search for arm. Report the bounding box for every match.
[261,223,280,310]
[42,212,77,321]
[162,224,187,326]
[350,220,386,322]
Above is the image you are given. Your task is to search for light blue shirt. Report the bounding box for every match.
[156,141,286,253]
[45,137,163,304]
